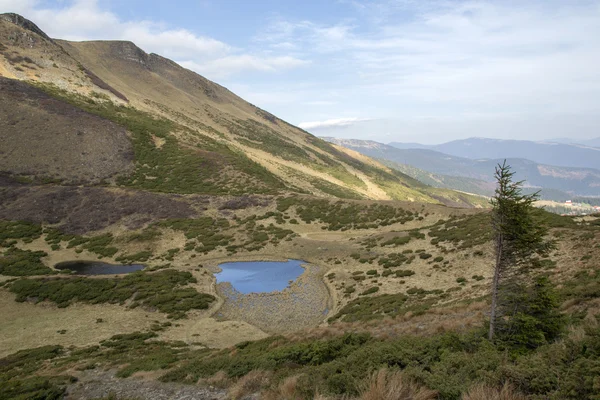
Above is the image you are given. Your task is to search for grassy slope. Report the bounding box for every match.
[1,211,598,399]
[0,14,489,206]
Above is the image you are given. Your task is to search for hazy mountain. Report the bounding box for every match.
[0,13,484,208]
[549,137,600,148]
[325,137,600,198]
[389,137,600,170]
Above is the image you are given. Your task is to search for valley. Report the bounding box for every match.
[325,137,600,201]
[0,11,599,400]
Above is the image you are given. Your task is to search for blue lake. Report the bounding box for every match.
[55,261,145,275]
[216,259,305,294]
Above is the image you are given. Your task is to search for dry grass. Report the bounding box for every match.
[262,375,304,400]
[229,370,273,400]
[198,370,231,389]
[461,383,526,400]
[0,291,165,358]
[289,300,488,343]
[359,368,437,400]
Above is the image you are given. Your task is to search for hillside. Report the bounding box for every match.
[389,137,600,170]
[549,137,600,148]
[0,13,485,207]
[325,138,600,198]
[1,12,599,400]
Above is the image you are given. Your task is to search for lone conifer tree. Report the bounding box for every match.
[488,161,554,341]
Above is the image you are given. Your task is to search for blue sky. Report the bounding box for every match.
[2,0,600,144]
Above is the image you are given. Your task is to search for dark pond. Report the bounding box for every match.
[215,259,305,294]
[54,261,145,275]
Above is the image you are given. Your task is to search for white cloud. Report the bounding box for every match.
[298,117,372,130]
[3,0,600,141]
[0,0,307,78]
[257,1,600,140]
[181,55,309,80]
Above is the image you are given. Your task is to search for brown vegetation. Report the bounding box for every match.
[461,383,527,400]
[0,77,134,184]
[360,369,438,400]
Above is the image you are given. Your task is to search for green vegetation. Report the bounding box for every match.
[160,218,233,254]
[378,253,412,268]
[159,216,296,255]
[31,82,285,195]
[7,270,214,319]
[0,220,42,246]
[395,269,415,278]
[126,228,161,242]
[308,176,364,200]
[332,293,410,322]
[115,251,153,263]
[360,287,380,296]
[429,213,493,249]
[0,248,53,276]
[0,345,71,400]
[223,118,367,193]
[489,162,556,342]
[495,276,565,353]
[370,230,425,249]
[4,315,600,400]
[277,197,417,230]
[66,233,118,258]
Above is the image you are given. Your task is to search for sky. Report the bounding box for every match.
[1,0,599,144]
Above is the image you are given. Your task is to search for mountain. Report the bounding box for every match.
[0,13,484,207]
[389,137,600,170]
[325,137,600,198]
[1,14,599,400]
[549,137,600,148]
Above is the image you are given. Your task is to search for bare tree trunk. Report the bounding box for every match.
[489,234,503,341]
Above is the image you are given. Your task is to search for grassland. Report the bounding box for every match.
[28,82,286,195]
[0,196,598,399]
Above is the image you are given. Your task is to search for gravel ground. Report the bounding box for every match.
[215,263,332,334]
[66,370,227,400]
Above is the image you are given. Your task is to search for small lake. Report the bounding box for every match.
[216,259,305,294]
[54,261,145,275]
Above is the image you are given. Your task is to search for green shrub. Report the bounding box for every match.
[429,213,493,249]
[116,251,153,264]
[360,287,380,296]
[0,248,53,276]
[395,269,415,278]
[495,276,566,353]
[8,270,214,319]
[0,220,43,245]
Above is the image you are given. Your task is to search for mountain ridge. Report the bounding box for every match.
[388,137,600,170]
[0,13,485,208]
[325,137,600,198]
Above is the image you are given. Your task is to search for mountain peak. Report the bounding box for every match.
[0,13,52,42]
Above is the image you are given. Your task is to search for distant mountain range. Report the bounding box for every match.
[388,137,600,170]
[548,137,600,148]
[323,138,600,199]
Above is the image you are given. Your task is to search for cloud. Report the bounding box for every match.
[255,0,600,141]
[0,0,307,78]
[181,55,309,80]
[3,0,599,141]
[298,117,372,130]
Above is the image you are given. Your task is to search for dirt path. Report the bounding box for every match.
[66,369,227,400]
